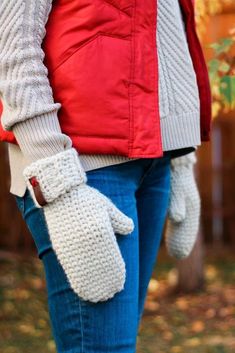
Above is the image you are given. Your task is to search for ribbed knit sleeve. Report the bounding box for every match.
[0,0,72,161]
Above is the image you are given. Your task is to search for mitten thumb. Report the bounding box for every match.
[169,152,197,222]
[107,200,134,235]
[165,202,200,259]
[168,188,186,223]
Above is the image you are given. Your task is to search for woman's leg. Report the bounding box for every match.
[136,156,171,324]
[15,161,142,353]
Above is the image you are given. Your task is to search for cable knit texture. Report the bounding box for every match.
[157,0,201,151]
[0,0,61,129]
[158,0,200,115]
[165,152,201,259]
[23,148,134,302]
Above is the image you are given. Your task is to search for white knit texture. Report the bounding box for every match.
[157,0,200,116]
[157,0,201,151]
[23,149,134,302]
[165,152,201,259]
[0,0,60,130]
[23,148,87,203]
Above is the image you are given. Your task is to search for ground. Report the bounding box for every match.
[0,249,235,353]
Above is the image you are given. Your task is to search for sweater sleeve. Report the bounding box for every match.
[0,0,72,162]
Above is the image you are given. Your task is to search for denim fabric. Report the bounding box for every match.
[15,156,171,353]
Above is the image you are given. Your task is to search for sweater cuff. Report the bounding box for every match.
[13,112,72,163]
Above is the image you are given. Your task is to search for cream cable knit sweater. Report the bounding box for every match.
[0,0,201,197]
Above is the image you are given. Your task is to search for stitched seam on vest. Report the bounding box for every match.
[68,134,128,140]
[128,1,136,156]
[52,33,131,74]
[102,1,132,18]
[152,1,162,152]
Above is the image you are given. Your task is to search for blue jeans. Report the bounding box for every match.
[15,156,171,353]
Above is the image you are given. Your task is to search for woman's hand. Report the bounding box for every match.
[165,152,201,259]
[23,148,134,302]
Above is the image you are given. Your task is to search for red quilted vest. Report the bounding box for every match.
[0,0,211,158]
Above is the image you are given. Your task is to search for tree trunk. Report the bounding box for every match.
[176,228,205,293]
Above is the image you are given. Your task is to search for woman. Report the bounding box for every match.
[0,0,211,352]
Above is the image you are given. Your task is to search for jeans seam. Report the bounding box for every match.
[138,159,157,189]
[15,196,25,214]
[137,157,170,196]
[78,299,84,353]
[26,192,53,258]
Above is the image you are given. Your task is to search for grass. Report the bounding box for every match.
[0,249,235,353]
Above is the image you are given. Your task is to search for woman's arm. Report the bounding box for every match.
[0,0,71,161]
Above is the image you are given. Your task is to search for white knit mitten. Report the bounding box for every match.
[165,152,201,259]
[23,148,134,302]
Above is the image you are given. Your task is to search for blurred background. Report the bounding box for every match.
[0,1,235,353]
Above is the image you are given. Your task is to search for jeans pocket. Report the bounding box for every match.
[15,192,27,215]
[15,189,53,259]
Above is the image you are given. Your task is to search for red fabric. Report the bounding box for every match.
[0,0,211,155]
[0,100,17,143]
[29,177,39,187]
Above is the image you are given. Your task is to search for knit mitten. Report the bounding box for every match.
[23,148,134,302]
[165,152,201,259]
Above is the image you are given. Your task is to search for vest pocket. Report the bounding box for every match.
[51,34,131,140]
